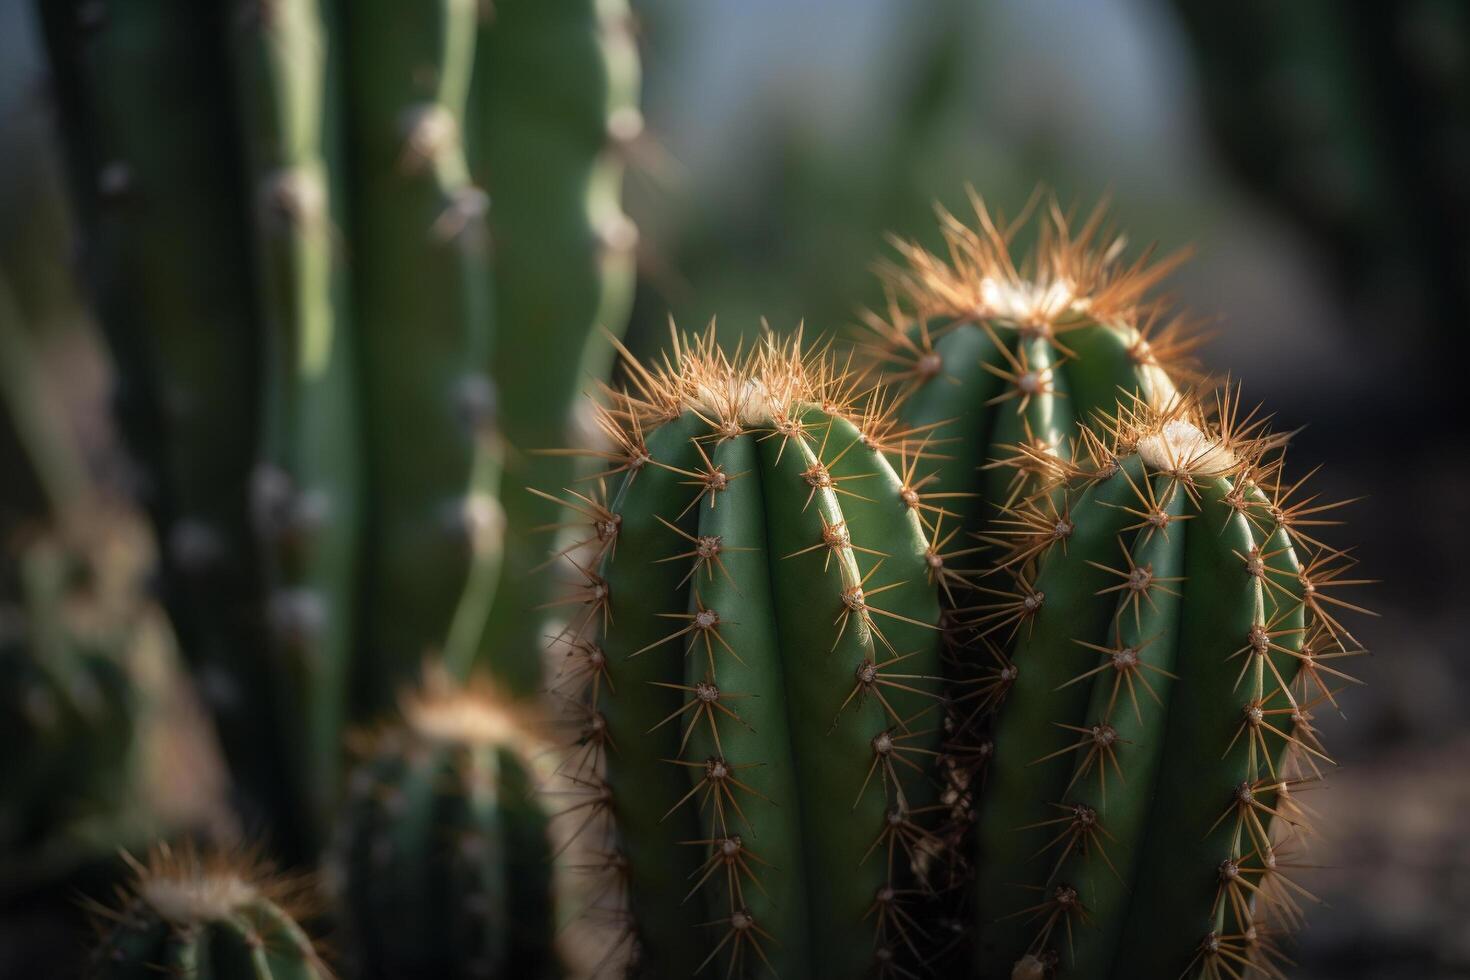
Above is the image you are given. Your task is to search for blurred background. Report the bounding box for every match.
[2,0,1466,976]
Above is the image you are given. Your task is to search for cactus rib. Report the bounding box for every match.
[228,0,361,844]
[343,0,502,714]
[472,0,643,690]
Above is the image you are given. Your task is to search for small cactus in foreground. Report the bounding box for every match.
[863,193,1199,529]
[544,328,946,977]
[961,389,1368,978]
[88,842,329,979]
[333,668,556,980]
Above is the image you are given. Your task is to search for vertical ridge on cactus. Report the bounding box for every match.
[541,325,950,977]
[472,0,643,692]
[342,0,503,715]
[86,841,330,979]
[956,387,1368,978]
[228,0,362,847]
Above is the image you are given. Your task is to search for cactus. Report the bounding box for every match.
[88,841,330,979]
[36,0,308,857]
[228,0,362,844]
[543,327,946,977]
[333,667,556,980]
[342,0,503,715]
[862,193,1199,534]
[471,0,642,693]
[961,389,1367,978]
[0,532,138,855]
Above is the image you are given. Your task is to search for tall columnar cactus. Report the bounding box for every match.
[544,328,945,977]
[228,0,361,841]
[962,390,1366,978]
[88,842,330,979]
[36,0,307,856]
[343,0,503,715]
[863,194,1199,532]
[333,668,556,980]
[472,0,643,693]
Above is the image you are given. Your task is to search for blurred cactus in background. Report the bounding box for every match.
[31,0,643,864]
[472,0,643,685]
[333,667,556,980]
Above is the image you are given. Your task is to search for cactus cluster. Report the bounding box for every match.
[14,0,1376,965]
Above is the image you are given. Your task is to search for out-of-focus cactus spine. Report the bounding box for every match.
[545,328,945,977]
[334,668,556,979]
[472,0,642,691]
[864,193,1198,529]
[89,842,330,979]
[964,390,1366,978]
[35,0,306,856]
[343,0,502,715]
[228,0,361,840]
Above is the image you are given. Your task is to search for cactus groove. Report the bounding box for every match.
[545,328,948,977]
[962,389,1368,978]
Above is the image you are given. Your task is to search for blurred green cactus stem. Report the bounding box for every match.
[472,0,643,691]
[334,665,557,979]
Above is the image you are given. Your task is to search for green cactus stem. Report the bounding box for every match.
[543,327,945,978]
[862,192,1198,535]
[962,389,1368,978]
[88,842,330,980]
[471,0,642,692]
[343,0,502,714]
[34,0,309,858]
[334,667,556,980]
[227,0,361,845]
